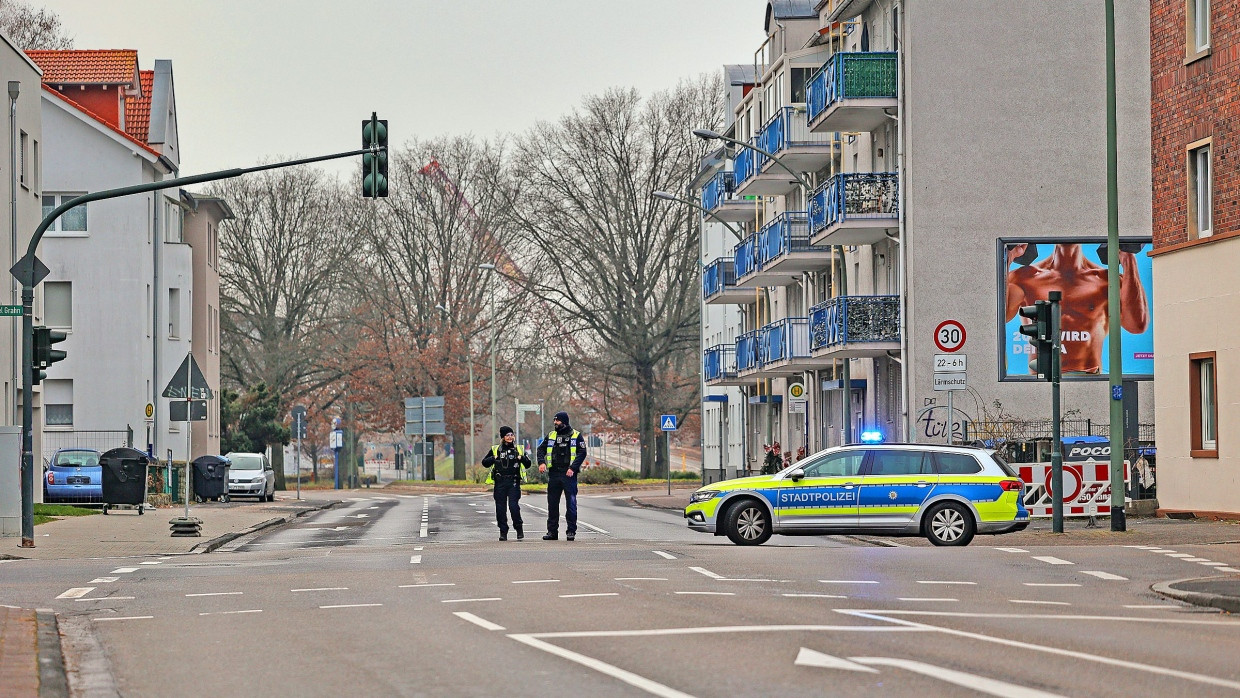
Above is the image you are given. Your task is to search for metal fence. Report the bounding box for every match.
[42,428,132,465]
[704,344,737,382]
[701,171,735,211]
[962,419,1155,443]
[809,171,900,234]
[702,257,736,298]
[734,234,759,279]
[759,318,810,364]
[757,211,811,267]
[736,331,760,372]
[809,295,900,351]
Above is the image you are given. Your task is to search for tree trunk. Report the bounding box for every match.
[424,437,436,481]
[453,432,467,480]
[637,362,658,478]
[271,445,286,490]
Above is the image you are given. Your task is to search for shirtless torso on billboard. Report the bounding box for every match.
[1005,243,1149,374]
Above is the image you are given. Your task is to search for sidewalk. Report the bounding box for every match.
[1,494,339,560]
[0,607,37,698]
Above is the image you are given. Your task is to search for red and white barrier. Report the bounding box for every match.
[1017,462,1129,518]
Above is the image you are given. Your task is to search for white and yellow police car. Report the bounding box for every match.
[684,443,1028,546]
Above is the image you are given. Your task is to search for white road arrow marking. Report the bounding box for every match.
[794,648,877,673]
[850,656,1065,697]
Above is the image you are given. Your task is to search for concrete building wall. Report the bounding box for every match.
[184,196,225,457]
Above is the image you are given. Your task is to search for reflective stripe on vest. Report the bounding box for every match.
[544,430,579,467]
[487,445,526,485]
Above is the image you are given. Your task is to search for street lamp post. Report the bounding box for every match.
[436,304,475,469]
[650,191,744,242]
[478,263,497,441]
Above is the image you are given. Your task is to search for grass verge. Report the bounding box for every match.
[33,503,100,525]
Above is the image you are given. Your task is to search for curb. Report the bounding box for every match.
[630,497,684,511]
[190,500,342,554]
[1152,576,1240,614]
[36,609,69,698]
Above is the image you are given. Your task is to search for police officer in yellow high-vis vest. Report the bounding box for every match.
[536,411,587,541]
[481,426,530,541]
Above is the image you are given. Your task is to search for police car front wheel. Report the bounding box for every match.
[924,501,975,547]
[724,500,772,546]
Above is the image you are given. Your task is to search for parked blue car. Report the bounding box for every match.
[44,448,102,503]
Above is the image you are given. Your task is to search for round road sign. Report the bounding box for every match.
[788,382,805,399]
[933,320,967,353]
[144,403,154,419]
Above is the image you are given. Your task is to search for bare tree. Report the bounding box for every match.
[507,78,723,477]
[0,0,71,49]
[209,166,357,488]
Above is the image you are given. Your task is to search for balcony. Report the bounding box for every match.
[704,344,751,386]
[809,172,899,246]
[757,317,832,374]
[736,330,760,375]
[733,233,760,282]
[736,212,828,286]
[734,106,838,197]
[809,295,901,358]
[702,257,757,305]
[700,170,756,223]
[807,52,898,134]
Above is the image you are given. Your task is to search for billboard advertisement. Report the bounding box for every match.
[998,238,1153,381]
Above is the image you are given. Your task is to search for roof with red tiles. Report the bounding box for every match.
[125,70,154,144]
[25,49,139,85]
[42,85,161,159]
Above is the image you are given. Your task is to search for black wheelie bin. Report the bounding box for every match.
[192,455,230,503]
[100,447,150,515]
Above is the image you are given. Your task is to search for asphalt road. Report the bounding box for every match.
[5,493,1240,697]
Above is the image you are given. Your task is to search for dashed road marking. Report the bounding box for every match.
[615,578,667,581]
[414,546,424,551]
[783,593,847,599]
[652,551,676,560]
[442,598,501,603]
[186,592,242,597]
[996,547,1029,553]
[110,568,137,574]
[1124,604,1180,609]
[1023,583,1081,587]
[291,588,348,593]
[689,567,725,580]
[88,577,119,584]
[200,609,262,616]
[559,593,619,598]
[674,591,734,596]
[1183,558,1212,563]
[321,604,383,609]
[1217,567,1240,573]
[57,588,96,599]
[1010,600,1071,606]
[1201,562,1229,566]
[92,616,152,622]
[1126,545,1161,550]
[512,579,560,584]
[1081,571,1127,581]
[897,598,958,602]
[399,583,455,588]
[420,497,430,537]
[917,581,976,585]
[1148,549,1175,554]
[410,555,422,564]
[74,597,134,601]
[139,561,161,566]
[1165,553,1194,558]
[1031,556,1074,565]
[820,580,878,585]
[453,611,505,631]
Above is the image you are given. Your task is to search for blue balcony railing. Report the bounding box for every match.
[701,171,735,211]
[806,52,899,124]
[704,344,737,382]
[702,257,737,298]
[735,146,758,187]
[736,331,760,372]
[809,295,900,351]
[757,212,811,268]
[809,172,900,234]
[759,318,810,365]
[734,235,759,279]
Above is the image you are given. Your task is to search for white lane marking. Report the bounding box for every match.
[578,521,610,534]
[560,593,619,598]
[442,597,502,603]
[57,587,96,599]
[88,577,119,584]
[74,597,134,601]
[1126,545,1161,549]
[139,561,161,566]
[320,604,383,609]
[897,598,958,602]
[839,609,1240,691]
[454,611,505,631]
[200,609,262,616]
[1148,549,1175,553]
[652,551,676,560]
[1010,600,1071,606]
[689,566,725,580]
[508,634,697,698]
[512,579,560,584]
[1200,561,1229,566]
[916,581,976,585]
[674,591,734,596]
[1182,558,1212,563]
[607,494,631,499]
[794,647,879,673]
[414,546,424,551]
[615,578,668,581]
[1023,583,1081,587]
[110,568,137,574]
[1125,604,1180,609]
[476,510,490,515]
[92,616,152,622]
[186,592,242,597]
[1081,571,1128,581]
[820,580,879,585]
[399,583,455,588]
[1165,553,1194,558]
[527,624,926,639]
[291,588,348,593]
[1031,556,1074,565]
[855,656,1065,698]
[783,593,847,599]
[1217,567,1240,573]
[995,547,1028,553]
[420,497,429,537]
[410,555,422,564]
[158,557,171,560]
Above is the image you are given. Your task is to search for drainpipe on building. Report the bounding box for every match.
[893,1,911,443]
[8,81,18,426]
[152,186,160,461]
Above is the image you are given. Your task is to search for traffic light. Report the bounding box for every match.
[1017,301,1052,380]
[31,325,67,386]
[362,113,388,199]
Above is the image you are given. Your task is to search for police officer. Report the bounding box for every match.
[536,411,587,541]
[482,426,529,541]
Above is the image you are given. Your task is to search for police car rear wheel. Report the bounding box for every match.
[925,502,975,547]
[725,500,771,546]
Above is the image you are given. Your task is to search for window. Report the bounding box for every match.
[146,284,151,338]
[1188,0,1210,55]
[1188,142,1212,238]
[866,450,930,476]
[168,288,180,339]
[164,198,183,243]
[43,281,71,329]
[42,194,87,234]
[790,67,812,104]
[44,379,72,427]
[32,140,38,193]
[19,130,27,188]
[801,450,865,478]
[934,452,983,475]
[1190,352,1218,457]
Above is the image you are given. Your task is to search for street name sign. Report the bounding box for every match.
[0,305,21,316]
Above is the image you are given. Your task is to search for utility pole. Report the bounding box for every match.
[1049,291,1064,533]
[1104,0,1126,532]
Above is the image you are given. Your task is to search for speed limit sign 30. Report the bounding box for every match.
[934,320,966,353]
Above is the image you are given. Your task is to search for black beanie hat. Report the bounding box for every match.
[499,426,514,438]
[554,411,570,425]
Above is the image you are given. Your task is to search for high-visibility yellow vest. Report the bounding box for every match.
[544,430,580,468]
[486,445,526,485]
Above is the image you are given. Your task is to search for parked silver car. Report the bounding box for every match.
[227,453,275,501]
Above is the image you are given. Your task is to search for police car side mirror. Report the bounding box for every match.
[788,468,805,482]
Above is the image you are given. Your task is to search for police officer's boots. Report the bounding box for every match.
[515,524,524,540]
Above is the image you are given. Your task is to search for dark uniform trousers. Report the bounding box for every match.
[546,471,577,536]
[494,479,523,536]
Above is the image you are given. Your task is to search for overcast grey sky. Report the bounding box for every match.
[47,0,764,178]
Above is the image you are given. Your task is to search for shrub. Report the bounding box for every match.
[618,469,641,480]
[467,465,489,484]
[579,466,625,485]
[671,471,702,480]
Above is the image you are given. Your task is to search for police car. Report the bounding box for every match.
[684,443,1028,546]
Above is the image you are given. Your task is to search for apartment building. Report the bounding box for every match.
[1150,0,1238,516]
[698,1,1154,476]
[182,191,229,458]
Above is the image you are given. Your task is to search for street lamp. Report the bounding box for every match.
[436,303,475,469]
[478,263,497,441]
[692,129,812,192]
[650,191,744,242]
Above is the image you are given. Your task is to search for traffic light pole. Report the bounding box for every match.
[1104,0,1126,533]
[1049,291,1064,533]
[13,145,381,547]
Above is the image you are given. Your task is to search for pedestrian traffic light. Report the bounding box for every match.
[362,113,388,199]
[1018,301,1052,380]
[31,325,67,386]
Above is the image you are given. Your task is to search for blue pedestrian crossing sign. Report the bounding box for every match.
[660,414,678,431]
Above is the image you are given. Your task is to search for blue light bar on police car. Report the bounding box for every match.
[859,431,884,444]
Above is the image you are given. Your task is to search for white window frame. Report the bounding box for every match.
[19,130,27,188]
[1188,139,1213,239]
[42,194,89,235]
[1200,357,1217,451]
[43,379,72,429]
[1188,0,1211,55]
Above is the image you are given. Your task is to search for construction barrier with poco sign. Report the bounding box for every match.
[1017,462,1129,518]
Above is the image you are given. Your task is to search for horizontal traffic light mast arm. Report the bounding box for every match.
[24,146,382,264]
